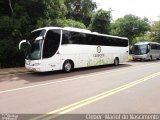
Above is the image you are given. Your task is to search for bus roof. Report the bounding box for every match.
[33,27,128,40]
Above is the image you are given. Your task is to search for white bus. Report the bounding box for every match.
[132,42,160,61]
[19,27,129,72]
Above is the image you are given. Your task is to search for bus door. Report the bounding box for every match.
[42,29,61,71]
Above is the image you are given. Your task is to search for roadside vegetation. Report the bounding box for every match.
[0,0,160,68]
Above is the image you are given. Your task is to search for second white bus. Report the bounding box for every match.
[132,42,160,61]
[19,27,129,72]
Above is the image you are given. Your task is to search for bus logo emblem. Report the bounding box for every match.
[97,46,101,53]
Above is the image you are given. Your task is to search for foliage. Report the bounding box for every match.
[111,14,151,45]
[0,0,158,68]
[0,0,88,68]
[54,19,86,28]
[133,33,151,44]
[0,0,48,68]
[89,9,111,34]
[37,18,86,28]
[150,20,160,42]
[65,0,97,27]
[45,0,67,19]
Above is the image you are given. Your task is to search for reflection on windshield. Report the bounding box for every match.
[27,40,42,60]
[133,44,148,55]
[26,30,45,60]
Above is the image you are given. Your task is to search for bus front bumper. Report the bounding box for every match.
[25,64,41,72]
[133,55,148,61]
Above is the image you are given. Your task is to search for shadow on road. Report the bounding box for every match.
[1,60,160,91]
[1,60,160,84]
[15,64,131,84]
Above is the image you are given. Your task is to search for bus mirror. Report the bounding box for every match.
[147,45,150,53]
[35,36,43,41]
[19,40,26,50]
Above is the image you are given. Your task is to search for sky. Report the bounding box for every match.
[93,0,160,21]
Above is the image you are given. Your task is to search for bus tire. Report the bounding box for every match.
[114,58,119,66]
[63,60,73,72]
[157,55,160,60]
[150,55,152,61]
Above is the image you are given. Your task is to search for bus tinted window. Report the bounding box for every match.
[150,44,160,50]
[151,44,156,49]
[156,44,160,50]
[62,30,128,47]
[158,45,160,50]
[43,29,60,58]
[62,30,87,45]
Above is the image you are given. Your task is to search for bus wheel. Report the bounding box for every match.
[63,60,73,72]
[114,58,119,66]
[150,56,152,61]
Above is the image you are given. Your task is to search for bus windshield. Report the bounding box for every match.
[133,44,148,55]
[26,30,46,60]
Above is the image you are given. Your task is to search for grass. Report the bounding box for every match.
[128,55,133,61]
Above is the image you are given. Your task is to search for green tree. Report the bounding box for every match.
[133,33,151,43]
[89,9,111,34]
[65,0,97,27]
[45,0,67,19]
[111,14,151,45]
[0,0,87,68]
[37,18,86,29]
[0,0,46,67]
[36,0,87,29]
[150,20,160,42]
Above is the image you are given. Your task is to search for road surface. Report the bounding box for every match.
[0,61,160,120]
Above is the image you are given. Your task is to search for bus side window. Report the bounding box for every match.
[151,44,156,50]
[158,45,160,50]
[70,32,80,44]
[62,30,70,44]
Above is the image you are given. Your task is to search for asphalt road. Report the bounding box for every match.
[0,61,160,120]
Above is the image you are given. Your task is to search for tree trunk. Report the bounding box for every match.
[9,0,13,13]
